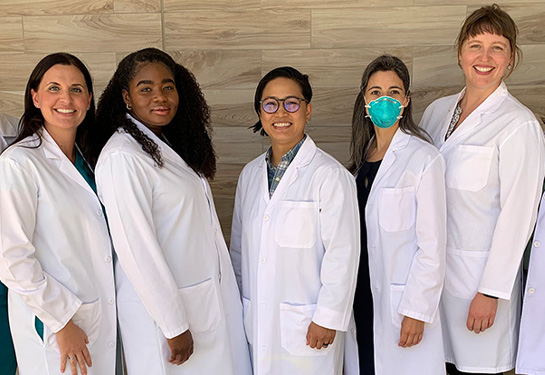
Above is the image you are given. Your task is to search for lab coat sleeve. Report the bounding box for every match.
[0,158,81,333]
[398,154,447,323]
[230,174,244,294]
[478,121,545,299]
[96,152,189,338]
[312,166,360,332]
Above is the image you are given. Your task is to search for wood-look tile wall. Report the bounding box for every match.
[1,1,544,239]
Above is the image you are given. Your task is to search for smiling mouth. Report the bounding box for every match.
[272,122,292,128]
[152,108,171,115]
[55,109,76,114]
[474,65,494,73]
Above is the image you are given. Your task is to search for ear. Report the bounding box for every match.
[87,92,93,111]
[404,92,411,107]
[305,102,312,122]
[31,89,40,109]
[122,89,131,107]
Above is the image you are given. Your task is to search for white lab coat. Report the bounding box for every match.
[0,129,117,375]
[420,81,545,373]
[517,192,545,375]
[0,113,17,152]
[363,129,447,374]
[230,136,360,375]
[95,116,252,375]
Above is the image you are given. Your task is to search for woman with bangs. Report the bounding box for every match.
[419,5,545,374]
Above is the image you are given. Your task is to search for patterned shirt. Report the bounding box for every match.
[266,135,307,197]
[445,102,463,140]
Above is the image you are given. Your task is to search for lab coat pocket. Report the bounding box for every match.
[390,284,405,329]
[179,278,222,333]
[242,297,253,345]
[44,298,102,353]
[279,302,329,356]
[444,249,489,299]
[446,145,494,192]
[379,187,416,232]
[274,201,318,248]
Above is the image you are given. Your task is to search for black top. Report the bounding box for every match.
[354,160,381,375]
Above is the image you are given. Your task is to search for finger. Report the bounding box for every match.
[474,319,482,334]
[70,356,79,375]
[466,316,474,332]
[316,341,324,350]
[416,332,423,345]
[82,346,92,367]
[77,354,88,375]
[60,354,67,373]
[84,331,89,345]
[489,315,495,328]
[398,330,407,347]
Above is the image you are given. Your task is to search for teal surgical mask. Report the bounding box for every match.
[365,96,404,129]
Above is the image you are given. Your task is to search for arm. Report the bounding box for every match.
[310,166,360,335]
[229,174,244,294]
[397,154,447,345]
[96,152,192,361]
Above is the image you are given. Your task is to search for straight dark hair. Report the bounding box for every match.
[12,53,95,156]
[348,55,430,174]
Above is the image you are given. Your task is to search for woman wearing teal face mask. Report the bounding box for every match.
[347,55,447,374]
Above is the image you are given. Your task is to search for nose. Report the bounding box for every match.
[481,47,492,61]
[153,91,167,103]
[59,89,72,103]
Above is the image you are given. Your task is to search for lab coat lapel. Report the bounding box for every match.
[266,136,316,208]
[41,129,96,196]
[369,129,409,197]
[441,82,509,153]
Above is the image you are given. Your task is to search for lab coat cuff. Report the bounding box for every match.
[51,299,82,333]
[162,322,190,340]
[477,287,510,300]
[312,306,348,331]
[397,308,433,324]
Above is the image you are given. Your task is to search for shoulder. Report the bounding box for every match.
[0,135,42,165]
[97,129,149,165]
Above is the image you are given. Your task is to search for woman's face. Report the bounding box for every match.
[364,70,409,123]
[123,61,179,135]
[259,77,311,150]
[459,32,512,93]
[31,64,92,134]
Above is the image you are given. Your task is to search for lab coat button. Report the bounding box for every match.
[108,341,115,348]
[534,241,541,248]
[528,287,536,294]
[108,298,114,305]
[264,214,269,220]
[105,256,112,263]
[96,209,102,216]
[260,258,266,264]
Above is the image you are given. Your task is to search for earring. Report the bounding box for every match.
[507,65,512,70]
[126,103,132,111]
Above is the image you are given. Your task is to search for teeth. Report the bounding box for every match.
[56,109,75,113]
[273,122,291,128]
[475,66,493,72]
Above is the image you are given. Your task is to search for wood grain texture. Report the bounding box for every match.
[262,0,413,8]
[262,48,412,88]
[0,91,24,118]
[204,89,256,128]
[0,17,24,52]
[412,46,463,88]
[113,0,160,13]
[0,0,112,16]
[23,14,162,53]
[312,6,467,48]
[310,87,360,127]
[170,50,261,89]
[213,126,263,164]
[165,0,260,11]
[507,45,545,86]
[164,10,311,50]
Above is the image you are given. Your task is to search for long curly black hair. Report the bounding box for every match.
[88,48,216,179]
[12,52,95,150]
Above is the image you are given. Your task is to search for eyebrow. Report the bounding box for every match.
[45,81,85,87]
[368,85,403,91]
[136,78,175,86]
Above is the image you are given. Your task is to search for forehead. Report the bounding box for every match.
[366,70,404,90]
[262,77,303,98]
[40,64,86,85]
[465,31,509,44]
[131,61,174,82]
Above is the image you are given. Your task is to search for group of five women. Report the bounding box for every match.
[1,3,544,375]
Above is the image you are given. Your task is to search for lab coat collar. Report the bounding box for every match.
[369,128,410,196]
[40,128,97,196]
[441,81,509,150]
[259,135,317,205]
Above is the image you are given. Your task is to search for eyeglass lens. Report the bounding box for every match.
[261,97,303,114]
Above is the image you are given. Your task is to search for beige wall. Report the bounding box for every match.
[1,0,544,238]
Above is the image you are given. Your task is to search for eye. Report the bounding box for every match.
[492,45,505,51]
[469,43,481,49]
[369,90,381,96]
[70,87,83,93]
[47,85,60,92]
[140,87,152,93]
[163,85,176,91]
[390,89,401,96]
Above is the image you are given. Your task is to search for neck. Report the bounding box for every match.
[44,125,77,163]
[270,136,304,167]
[368,125,398,162]
[462,82,501,113]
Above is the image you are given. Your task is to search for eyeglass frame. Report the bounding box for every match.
[259,96,309,114]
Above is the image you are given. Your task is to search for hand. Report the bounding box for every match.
[398,316,425,348]
[56,319,92,375]
[166,329,194,365]
[306,321,336,350]
[466,292,498,334]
